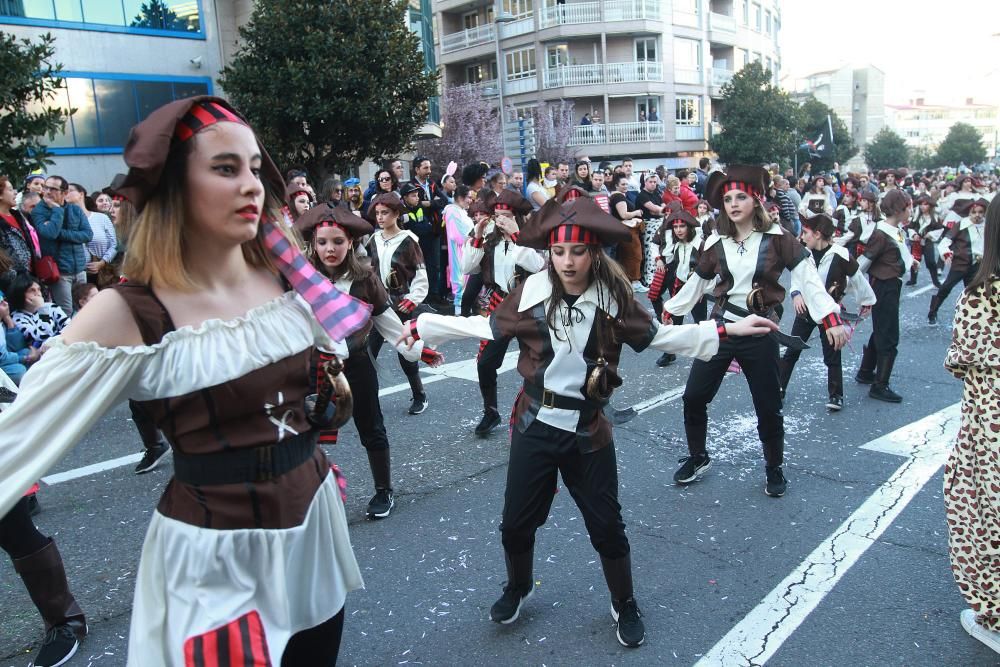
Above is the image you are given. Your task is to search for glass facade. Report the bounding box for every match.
[0,0,201,34]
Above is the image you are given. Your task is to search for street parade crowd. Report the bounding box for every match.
[0,95,997,665]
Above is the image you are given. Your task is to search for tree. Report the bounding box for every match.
[219,0,438,181]
[794,96,857,172]
[0,32,69,184]
[864,127,909,172]
[130,0,192,31]
[415,84,503,172]
[936,122,987,167]
[529,99,576,166]
[710,62,798,166]
[909,145,938,171]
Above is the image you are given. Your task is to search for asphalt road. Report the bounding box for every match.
[1,272,992,667]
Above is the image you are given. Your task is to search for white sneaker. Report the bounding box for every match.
[632,281,648,293]
[961,609,1000,653]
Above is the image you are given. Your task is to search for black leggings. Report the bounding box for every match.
[0,497,49,560]
[282,607,345,666]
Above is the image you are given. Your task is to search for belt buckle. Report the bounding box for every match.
[541,389,556,409]
[256,445,275,482]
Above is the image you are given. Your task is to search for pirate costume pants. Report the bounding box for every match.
[683,334,784,466]
[368,311,424,400]
[929,263,979,320]
[778,315,843,399]
[501,420,629,560]
[478,335,513,415]
[923,242,941,286]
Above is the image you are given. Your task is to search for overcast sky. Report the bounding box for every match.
[779,0,1000,105]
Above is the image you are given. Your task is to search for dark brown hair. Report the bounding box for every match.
[968,197,1000,298]
[880,189,911,218]
[304,227,366,283]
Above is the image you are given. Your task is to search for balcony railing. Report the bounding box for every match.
[543,61,662,89]
[499,12,534,38]
[672,9,700,27]
[675,67,702,84]
[708,11,736,32]
[539,0,660,27]
[441,24,495,53]
[711,68,734,87]
[504,74,538,95]
[570,121,665,146]
[675,124,705,141]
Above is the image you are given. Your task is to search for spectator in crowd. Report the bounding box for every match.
[556,161,571,186]
[32,175,92,316]
[72,282,98,312]
[442,184,474,314]
[344,178,364,214]
[675,169,700,215]
[0,289,32,385]
[0,176,37,275]
[695,157,711,196]
[285,168,314,199]
[18,191,40,221]
[6,271,69,348]
[508,170,524,194]
[409,156,435,213]
[390,159,405,184]
[69,184,118,290]
[695,199,716,237]
[542,165,559,199]
[773,178,800,236]
[285,183,313,224]
[590,170,608,195]
[363,168,399,219]
[400,182,442,306]
[610,173,644,270]
[570,161,591,191]
[487,170,508,197]
[524,159,550,211]
[580,112,592,126]
[319,178,345,207]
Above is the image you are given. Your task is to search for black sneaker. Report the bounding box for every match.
[489,583,533,624]
[826,395,843,411]
[26,493,41,516]
[655,352,675,367]
[408,395,427,415]
[366,489,394,519]
[33,623,80,667]
[869,384,902,403]
[765,465,787,497]
[928,312,937,325]
[611,597,645,648]
[474,409,502,436]
[134,443,170,474]
[673,454,711,484]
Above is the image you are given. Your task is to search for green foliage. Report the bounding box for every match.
[219,0,439,180]
[710,62,798,166]
[935,122,987,167]
[795,96,857,171]
[908,145,937,170]
[0,32,69,184]
[864,127,909,172]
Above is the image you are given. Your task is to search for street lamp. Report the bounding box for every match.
[493,2,517,156]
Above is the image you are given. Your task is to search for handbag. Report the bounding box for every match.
[33,254,60,285]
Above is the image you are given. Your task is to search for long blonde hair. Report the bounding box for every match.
[123,137,290,289]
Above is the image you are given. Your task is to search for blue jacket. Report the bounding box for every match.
[32,201,93,275]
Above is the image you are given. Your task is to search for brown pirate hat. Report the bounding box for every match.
[704,165,770,210]
[294,202,374,240]
[517,193,631,250]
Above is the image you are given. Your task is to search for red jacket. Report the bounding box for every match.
[662,185,698,216]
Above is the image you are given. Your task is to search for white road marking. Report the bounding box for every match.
[695,403,960,667]
[905,284,935,298]
[635,386,686,414]
[42,452,143,485]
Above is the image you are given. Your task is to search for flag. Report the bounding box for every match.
[799,115,835,159]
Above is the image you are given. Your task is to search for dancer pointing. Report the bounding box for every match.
[399,191,776,648]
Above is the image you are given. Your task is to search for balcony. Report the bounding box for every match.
[543,61,662,89]
[570,121,665,146]
[539,0,660,28]
[711,68,734,87]
[674,67,702,85]
[673,9,700,28]
[500,12,534,38]
[504,74,538,95]
[675,124,705,141]
[441,24,495,54]
[709,12,736,32]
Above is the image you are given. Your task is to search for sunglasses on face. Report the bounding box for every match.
[378,177,392,182]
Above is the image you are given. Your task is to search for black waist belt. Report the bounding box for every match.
[523,382,594,411]
[172,430,317,486]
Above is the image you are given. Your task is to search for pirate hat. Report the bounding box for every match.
[665,201,699,234]
[800,213,836,238]
[952,197,989,217]
[294,202,374,240]
[517,193,631,250]
[487,188,533,217]
[370,192,406,215]
[285,183,313,206]
[704,165,770,210]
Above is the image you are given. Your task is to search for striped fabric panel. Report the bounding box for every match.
[183,610,272,666]
[261,220,372,341]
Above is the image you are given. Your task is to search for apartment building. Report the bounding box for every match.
[434,0,782,168]
[886,99,1000,161]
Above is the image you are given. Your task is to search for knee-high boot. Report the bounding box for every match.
[906,264,918,286]
[855,344,876,384]
[869,352,902,403]
[13,539,87,638]
[475,373,501,436]
[928,294,942,324]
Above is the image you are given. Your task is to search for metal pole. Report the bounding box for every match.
[494,0,506,158]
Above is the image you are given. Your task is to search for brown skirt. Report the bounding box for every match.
[616,224,644,282]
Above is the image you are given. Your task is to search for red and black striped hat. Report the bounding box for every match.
[517,191,631,250]
[114,96,283,212]
[705,165,770,210]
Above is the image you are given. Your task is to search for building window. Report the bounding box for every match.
[547,44,568,69]
[674,38,701,70]
[33,73,210,154]
[635,37,657,62]
[752,3,761,30]
[676,96,701,125]
[765,10,771,34]
[505,47,536,81]
[461,10,479,30]
[741,50,749,67]
[0,0,202,35]
[740,0,748,24]
[674,0,698,12]
[503,0,532,17]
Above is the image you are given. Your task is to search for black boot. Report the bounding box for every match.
[928,294,941,325]
[855,345,876,385]
[365,449,394,518]
[655,352,675,367]
[905,265,918,286]
[869,353,902,403]
[475,408,502,436]
[826,364,844,411]
[476,376,501,436]
[490,550,534,623]
[601,555,644,648]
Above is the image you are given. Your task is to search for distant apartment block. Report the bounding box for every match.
[886,98,999,162]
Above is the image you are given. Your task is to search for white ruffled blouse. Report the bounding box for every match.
[0,291,346,518]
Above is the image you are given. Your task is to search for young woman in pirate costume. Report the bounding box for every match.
[399,193,776,648]
[366,192,432,415]
[647,202,706,367]
[461,188,544,436]
[908,194,945,287]
[854,189,917,403]
[778,214,876,412]
[0,97,372,665]
[836,190,881,258]
[663,165,848,497]
[295,202,441,519]
[928,197,988,325]
[832,188,860,239]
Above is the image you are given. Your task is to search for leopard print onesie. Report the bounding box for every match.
[944,278,1000,629]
